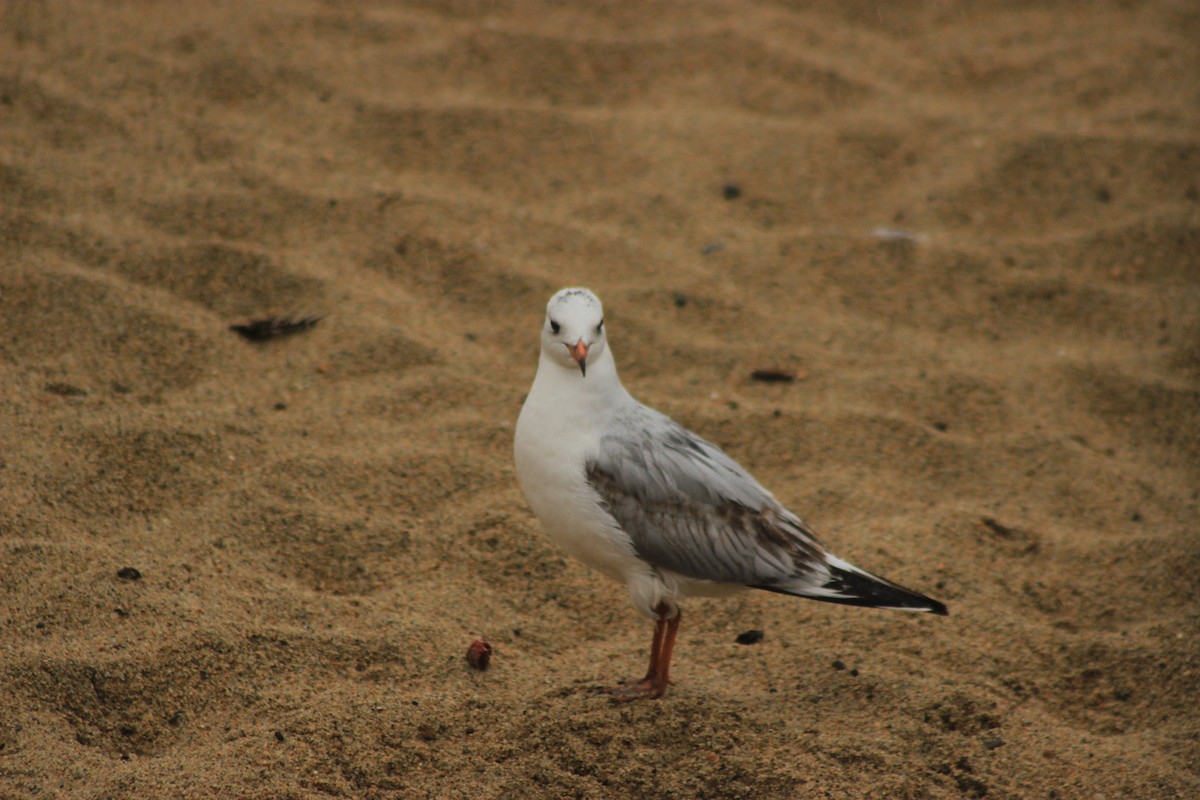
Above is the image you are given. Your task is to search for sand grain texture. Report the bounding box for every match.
[2,1,1198,798]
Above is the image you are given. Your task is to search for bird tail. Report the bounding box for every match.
[757,555,949,615]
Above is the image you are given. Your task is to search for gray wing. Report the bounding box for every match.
[586,404,826,587]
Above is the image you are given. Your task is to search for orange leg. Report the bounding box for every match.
[610,602,681,701]
[642,608,667,681]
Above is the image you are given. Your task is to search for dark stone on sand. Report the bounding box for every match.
[750,369,794,383]
[735,629,764,645]
[44,382,88,397]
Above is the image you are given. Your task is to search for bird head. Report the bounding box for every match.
[541,288,607,378]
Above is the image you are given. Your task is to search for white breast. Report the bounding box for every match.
[514,350,654,583]
[515,400,638,583]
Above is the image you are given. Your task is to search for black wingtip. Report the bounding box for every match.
[828,563,950,616]
[757,561,949,616]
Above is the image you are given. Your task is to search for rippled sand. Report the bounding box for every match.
[2,2,1197,797]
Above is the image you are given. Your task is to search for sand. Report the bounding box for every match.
[2,1,1198,797]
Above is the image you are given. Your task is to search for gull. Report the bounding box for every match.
[514,288,948,700]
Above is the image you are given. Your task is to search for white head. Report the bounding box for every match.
[540,288,608,378]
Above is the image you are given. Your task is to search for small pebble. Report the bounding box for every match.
[44,382,88,397]
[831,659,846,670]
[871,227,926,243]
[274,731,285,742]
[983,737,1004,750]
[116,567,142,581]
[672,291,688,308]
[735,630,764,645]
[466,639,493,671]
[722,183,742,200]
[750,370,794,384]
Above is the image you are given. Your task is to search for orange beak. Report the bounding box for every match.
[567,339,588,377]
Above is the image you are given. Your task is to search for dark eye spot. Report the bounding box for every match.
[549,319,560,334]
[596,319,604,335]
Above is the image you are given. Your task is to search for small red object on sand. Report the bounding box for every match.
[466,639,493,671]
